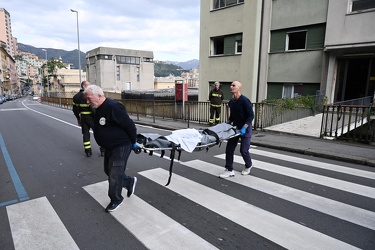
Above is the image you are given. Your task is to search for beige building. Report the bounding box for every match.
[48,66,86,96]
[0,8,16,57]
[199,0,260,101]
[86,47,154,92]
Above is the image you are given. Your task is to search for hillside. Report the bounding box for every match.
[17,43,199,76]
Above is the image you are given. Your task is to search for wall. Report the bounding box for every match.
[199,0,262,102]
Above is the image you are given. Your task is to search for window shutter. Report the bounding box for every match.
[306,24,325,50]
[270,31,286,52]
[224,35,236,55]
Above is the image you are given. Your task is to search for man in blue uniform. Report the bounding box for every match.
[209,81,224,125]
[219,81,254,178]
[84,85,137,212]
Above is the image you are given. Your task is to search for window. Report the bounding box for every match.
[212,37,224,55]
[213,0,244,10]
[351,0,375,12]
[282,84,294,98]
[236,40,242,54]
[116,56,140,65]
[116,66,120,81]
[211,33,242,56]
[286,31,307,51]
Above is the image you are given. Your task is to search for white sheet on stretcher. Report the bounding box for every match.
[164,128,203,153]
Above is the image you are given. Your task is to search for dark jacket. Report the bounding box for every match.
[93,98,137,150]
[72,89,92,119]
[209,88,224,106]
[228,95,254,129]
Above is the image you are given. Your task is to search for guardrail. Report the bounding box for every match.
[41,95,316,131]
[320,103,375,144]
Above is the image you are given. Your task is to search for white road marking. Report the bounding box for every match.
[83,181,218,250]
[182,159,375,230]
[251,148,375,179]
[140,168,358,250]
[6,197,79,250]
[215,154,375,199]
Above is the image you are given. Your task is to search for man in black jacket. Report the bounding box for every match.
[84,84,138,212]
[72,81,95,157]
[209,81,224,125]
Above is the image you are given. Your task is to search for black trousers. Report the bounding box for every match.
[210,106,221,124]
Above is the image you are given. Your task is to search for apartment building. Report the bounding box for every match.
[86,47,154,92]
[200,0,375,104]
[199,0,260,102]
[323,0,375,103]
[0,8,15,57]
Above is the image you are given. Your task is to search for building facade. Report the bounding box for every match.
[199,0,261,102]
[259,0,328,101]
[323,0,375,103]
[86,47,154,92]
[0,8,16,57]
[200,0,375,104]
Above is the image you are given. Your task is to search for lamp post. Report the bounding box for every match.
[71,9,82,84]
[42,49,48,97]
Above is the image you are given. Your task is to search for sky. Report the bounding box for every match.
[2,0,200,62]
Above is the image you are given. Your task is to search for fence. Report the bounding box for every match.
[41,94,316,130]
[320,103,375,143]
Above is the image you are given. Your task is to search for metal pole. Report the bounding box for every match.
[42,49,48,97]
[71,9,81,84]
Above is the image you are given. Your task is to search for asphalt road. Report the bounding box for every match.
[0,96,374,250]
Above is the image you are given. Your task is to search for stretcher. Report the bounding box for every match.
[134,123,240,186]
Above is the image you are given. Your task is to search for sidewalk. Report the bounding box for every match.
[130,114,375,167]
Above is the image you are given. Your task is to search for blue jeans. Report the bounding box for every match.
[103,144,133,203]
[225,125,252,171]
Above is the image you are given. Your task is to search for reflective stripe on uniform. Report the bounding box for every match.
[80,111,92,115]
[84,141,91,149]
[210,104,221,107]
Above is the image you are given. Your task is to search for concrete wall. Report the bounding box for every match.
[271,0,328,30]
[86,47,154,92]
[268,50,324,83]
[325,0,375,47]
[199,0,262,102]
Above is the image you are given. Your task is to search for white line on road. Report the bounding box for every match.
[83,181,218,250]
[251,148,375,179]
[181,159,375,230]
[140,168,358,250]
[215,154,375,199]
[6,197,79,250]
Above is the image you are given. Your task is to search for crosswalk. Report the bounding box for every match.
[5,148,375,249]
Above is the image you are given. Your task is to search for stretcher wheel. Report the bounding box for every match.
[134,146,142,154]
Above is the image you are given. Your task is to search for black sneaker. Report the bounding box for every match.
[105,200,123,212]
[85,149,92,157]
[127,177,137,197]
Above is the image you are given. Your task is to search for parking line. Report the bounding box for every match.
[0,132,29,203]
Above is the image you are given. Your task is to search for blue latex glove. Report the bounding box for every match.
[132,143,137,150]
[240,126,247,136]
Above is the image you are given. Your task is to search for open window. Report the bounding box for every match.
[286,30,307,51]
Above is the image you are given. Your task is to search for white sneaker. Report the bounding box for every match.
[219,169,235,178]
[241,165,254,175]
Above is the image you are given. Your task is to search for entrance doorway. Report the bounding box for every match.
[334,57,375,102]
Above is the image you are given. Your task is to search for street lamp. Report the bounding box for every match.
[70,9,82,84]
[42,49,48,97]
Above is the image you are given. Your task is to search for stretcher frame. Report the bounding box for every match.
[134,131,240,186]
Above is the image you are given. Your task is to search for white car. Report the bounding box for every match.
[32,96,40,102]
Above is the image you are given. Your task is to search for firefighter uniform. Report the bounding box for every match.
[209,85,224,125]
[73,89,96,157]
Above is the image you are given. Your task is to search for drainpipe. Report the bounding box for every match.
[256,0,265,102]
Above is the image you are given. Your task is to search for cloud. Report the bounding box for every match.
[3,0,200,61]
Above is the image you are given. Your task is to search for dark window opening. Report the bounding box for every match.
[287,31,307,50]
[352,0,375,12]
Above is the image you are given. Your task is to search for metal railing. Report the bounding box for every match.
[320,103,375,143]
[41,95,317,130]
